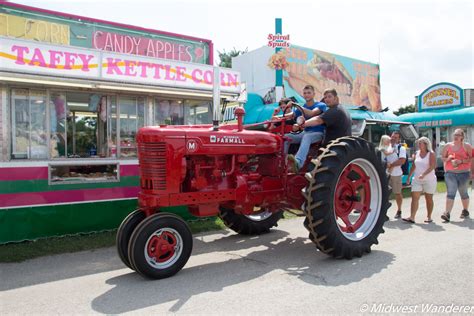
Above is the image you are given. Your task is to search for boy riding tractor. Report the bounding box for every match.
[116,89,390,280]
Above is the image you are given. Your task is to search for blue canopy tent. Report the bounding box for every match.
[242,94,277,124]
[397,106,474,127]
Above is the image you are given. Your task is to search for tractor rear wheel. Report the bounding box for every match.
[219,206,283,235]
[128,213,193,279]
[303,137,390,259]
[116,209,146,270]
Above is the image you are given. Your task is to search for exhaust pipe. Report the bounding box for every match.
[212,66,220,131]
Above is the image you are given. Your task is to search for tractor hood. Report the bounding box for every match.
[137,125,282,155]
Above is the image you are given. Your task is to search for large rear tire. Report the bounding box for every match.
[303,137,390,259]
[219,207,283,235]
[128,213,193,279]
[116,209,146,270]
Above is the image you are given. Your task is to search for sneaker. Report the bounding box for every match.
[287,155,299,173]
[441,213,450,222]
[394,211,402,219]
[460,209,469,219]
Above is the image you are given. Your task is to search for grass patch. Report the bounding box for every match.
[188,217,226,233]
[0,217,226,263]
[0,230,117,263]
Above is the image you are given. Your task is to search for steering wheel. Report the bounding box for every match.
[265,102,305,134]
[290,102,305,114]
[289,102,306,134]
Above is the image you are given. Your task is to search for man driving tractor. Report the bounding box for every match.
[272,85,327,171]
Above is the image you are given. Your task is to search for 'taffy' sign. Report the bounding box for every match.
[0,37,240,93]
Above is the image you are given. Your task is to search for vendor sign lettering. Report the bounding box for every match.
[268,34,290,48]
[12,45,95,71]
[93,31,208,64]
[102,53,239,91]
[0,37,240,92]
[0,13,70,45]
[419,82,463,111]
[416,119,452,127]
[1,40,99,78]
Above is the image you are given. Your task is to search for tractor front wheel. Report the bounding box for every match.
[303,137,390,259]
[116,209,146,270]
[128,213,193,279]
[219,206,283,235]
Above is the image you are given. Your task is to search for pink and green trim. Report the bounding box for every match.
[0,164,194,243]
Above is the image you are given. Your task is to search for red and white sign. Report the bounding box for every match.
[186,140,198,152]
[101,52,240,92]
[267,34,290,48]
[0,38,100,78]
[0,37,240,93]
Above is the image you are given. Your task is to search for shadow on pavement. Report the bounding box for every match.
[449,218,473,230]
[417,222,446,232]
[384,218,447,232]
[384,219,412,231]
[0,229,278,292]
[91,231,395,314]
[0,248,125,292]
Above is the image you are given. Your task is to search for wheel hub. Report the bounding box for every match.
[334,163,372,233]
[147,231,177,263]
[144,228,182,268]
[244,208,273,222]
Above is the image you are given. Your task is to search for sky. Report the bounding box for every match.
[7,0,474,111]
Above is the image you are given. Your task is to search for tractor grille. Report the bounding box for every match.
[138,142,167,191]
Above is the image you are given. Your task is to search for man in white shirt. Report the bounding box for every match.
[386,131,407,218]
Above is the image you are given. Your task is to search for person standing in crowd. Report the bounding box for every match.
[385,131,406,218]
[402,137,437,223]
[441,129,472,222]
[471,147,474,190]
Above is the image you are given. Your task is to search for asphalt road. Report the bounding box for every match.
[1,192,473,315]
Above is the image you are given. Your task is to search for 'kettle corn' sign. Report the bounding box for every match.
[0,13,69,45]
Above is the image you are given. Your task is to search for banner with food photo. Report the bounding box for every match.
[268,44,382,111]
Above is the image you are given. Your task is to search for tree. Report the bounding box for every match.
[217,48,248,68]
[393,104,416,116]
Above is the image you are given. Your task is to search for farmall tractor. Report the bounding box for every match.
[116,101,390,280]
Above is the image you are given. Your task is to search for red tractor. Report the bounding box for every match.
[117,105,390,279]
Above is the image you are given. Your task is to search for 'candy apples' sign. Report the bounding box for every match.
[92,31,208,64]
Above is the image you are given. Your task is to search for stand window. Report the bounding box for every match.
[154,98,184,125]
[49,162,119,184]
[11,89,47,159]
[119,96,145,158]
[50,92,109,158]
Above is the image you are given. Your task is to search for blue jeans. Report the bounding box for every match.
[445,171,470,200]
[284,131,324,168]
